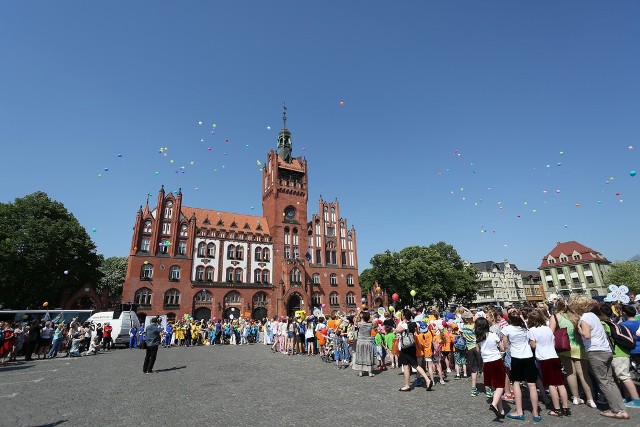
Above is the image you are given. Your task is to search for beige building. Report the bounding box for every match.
[520,270,545,303]
[470,260,525,307]
[538,241,611,300]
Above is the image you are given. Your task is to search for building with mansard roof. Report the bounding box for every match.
[121,110,361,323]
[470,260,525,307]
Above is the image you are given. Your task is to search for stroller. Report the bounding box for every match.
[321,341,335,363]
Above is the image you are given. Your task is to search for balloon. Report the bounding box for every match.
[361,297,366,303]
[630,170,637,177]
[391,293,399,302]
[559,151,564,155]
[388,306,395,312]
[267,126,271,130]
[321,303,326,308]
[43,302,48,307]
[143,261,149,265]
[229,314,234,320]
[321,328,327,334]
[361,303,367,309]
[409,290,416,297]
[339,101,345,106]
[377,307,385,316]
[117,153,122,158]
[212,124,217,128]
[198,121,203,125]
[629,145,634,150]
[92,228,97,232]
[63,270,69,275]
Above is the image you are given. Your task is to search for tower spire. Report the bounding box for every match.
[277,104,292,163]
[282,102,287,129]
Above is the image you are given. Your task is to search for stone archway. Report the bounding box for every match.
[193,307,211,321]
[287,293,302,318]
[223,307,241,320]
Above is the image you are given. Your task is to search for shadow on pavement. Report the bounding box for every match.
[155,365,187,373]
[0,363,32,373]
[33,420,67,426]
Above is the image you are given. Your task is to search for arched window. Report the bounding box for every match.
[169,265,181,281]
[253,292,267,306]
[178,241,187,255]
[180,224,188,237]
[194,290,212,303]
[262,247,270,261]
[197,242,206,257]
[312,292,322,307]
[141,238,150,252]
[330,273,337,286]
[134,287,152,305]
[329,292,339,307]
[207,243,216,257]
[255,247,262,261]
[346,274,353,286]
[346,291,356,307]
[205,266,214,281]
[224,291,241,305]
[289,268,301,284]
[262,269,270,284]
[164,289,180,305]
[313,273,320,284]
[140,264,153,280]
[235,246,244,260]
[226,267,234,282]
[227,244,235,259]
[195,266,204,281]
[235,268,243,283]
[143,220,152,233]
[254,269,262,283]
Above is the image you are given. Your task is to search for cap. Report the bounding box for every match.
[419,321,428,333]
[461,310,473,319]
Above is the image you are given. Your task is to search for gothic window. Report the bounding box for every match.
[205,266,214,281]
[346,274,353,286]
[159,241,168,254]
[140,264,153,280]
[253,292,267,306]
[143,220,152,233]
[262,247,270,261]
[235,268,243,283]
[329,292,339,307]
[262,269,270,284]
[226,267,234,282]
[196,266,204,281]
[197,242,206,257]
[141,238,150,252]
[224,291,241,305]
[227,244,235,259]
[255,247,262,261]
[235,246,244,260]
[162,222,171,235]
[194,290,212,303]
[313,273,320,284]
[254,269,262,283]
[290,268,301,284]
[169,265,181,281]
[164,289,180,305]
[330,273,337,286]
[207,243,216,258]
[164,200,173,219]
[346,291,356,306]
[134,287,152,305]
[180,224,188,237]
[284,246,291,259]
[178,241,187,255]
[312,292,322,307]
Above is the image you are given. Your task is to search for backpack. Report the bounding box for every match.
[347,329,357,344]
[297,322,306,335]
[454,334,467,350]
[602,320,635,351]
[432,333,443,357]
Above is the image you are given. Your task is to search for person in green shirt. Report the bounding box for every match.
[374,326,386,371]
[462,310,482,396]
[383,326,397,368]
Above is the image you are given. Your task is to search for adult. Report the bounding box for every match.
[575,297,630,420]
[143,317,163,374]
[549,298,596,407]
[102,322,113,350]
[620,304,640,408]
[47,323,65,359]
[353,311,375,377]
[0,322,15,364]
[395,309,430,391]
[129,324,138,349]
[24,320,41,361]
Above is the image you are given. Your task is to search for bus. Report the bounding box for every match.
[0,309,94,325]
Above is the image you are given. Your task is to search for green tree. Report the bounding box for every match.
[98,256,128,296]
[604,261,640,295]
[0,192,103,308]
[358,268,376,294]
[367,242,478,308]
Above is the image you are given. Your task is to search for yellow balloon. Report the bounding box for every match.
[43,302,49,307]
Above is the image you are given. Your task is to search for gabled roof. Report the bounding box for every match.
[472,261,519,273]
[181,206,270,235]
[539,241,609,269]
[519,270,541,279]
[277,156,305,172]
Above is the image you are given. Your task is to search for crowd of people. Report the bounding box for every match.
[2,295,639,423]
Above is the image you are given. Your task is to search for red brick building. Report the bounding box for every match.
[121,112,361,323]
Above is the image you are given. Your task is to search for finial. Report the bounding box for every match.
[146,194,151,205]
[282,102,287,129]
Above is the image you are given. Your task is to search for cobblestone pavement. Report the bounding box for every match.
[1,344,636,426]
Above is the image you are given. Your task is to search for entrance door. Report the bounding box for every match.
[253,307,268,321]
[193,307,211,321]
[223,307,240,320]
[287,294,301,318]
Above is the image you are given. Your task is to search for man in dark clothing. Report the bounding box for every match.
[24,320,41,361]
[143,317,163,374]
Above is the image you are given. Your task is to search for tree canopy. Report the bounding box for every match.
[0,192,103,308]
[97,256,128,297]
[604,261,640,295]
[367,242,478,308]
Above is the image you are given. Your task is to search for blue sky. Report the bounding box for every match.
[1,1,638,271]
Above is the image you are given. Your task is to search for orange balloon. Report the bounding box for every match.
[43,302,49,307]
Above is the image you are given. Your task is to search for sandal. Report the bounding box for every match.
[562,407,571,417]
[548,409,563,417]
[614,412,630,420]
[398,386,411,392]
[369,373,375,377]
[489,404,506,419]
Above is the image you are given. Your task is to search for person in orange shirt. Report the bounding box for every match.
[442,321,455,374]
[427,322,446,385]
[415,321,433,390]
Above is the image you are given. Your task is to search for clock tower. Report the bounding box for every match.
[262,107,309,316]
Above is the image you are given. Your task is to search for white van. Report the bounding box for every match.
[87,310,140,347]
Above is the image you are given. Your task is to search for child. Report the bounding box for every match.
[442,322,454,374]
[462,310,482,396]
[384,325,397,369]
[528,309,570,417]
[414,322,432,389]
[334,329,347,369]
[475,317,506,419]
[429,322,446,385]
[374,325,386,370]
[69,334,82,357]
[452,324,468,379]
[83,336,100,356]
[305,319,315,355]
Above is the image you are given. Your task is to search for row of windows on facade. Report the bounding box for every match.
[144,220,268,243]
[139,238,272,263]
[543,265,596,286]
[545,253,602,264]
[133,287,358,308]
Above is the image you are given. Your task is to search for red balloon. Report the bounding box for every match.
[391,293,399,302]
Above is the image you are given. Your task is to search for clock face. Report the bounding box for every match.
[285,207,296,219]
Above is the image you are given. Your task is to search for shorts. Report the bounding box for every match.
[298,333,305,342]
[375,345,384,359]
[538,358,564,387]
[467,348,483,373]
[287,331,295,339]
[454,350,467,366]
[510,356,538,383]
[425,355,441,363]
[334,349,343,361]
[398,347,418,368]
[611,357,632,382]
[483,359,507,389]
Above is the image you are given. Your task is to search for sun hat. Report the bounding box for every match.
[461,310,473,319]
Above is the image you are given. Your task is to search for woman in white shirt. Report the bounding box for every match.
[576,300,630,420]
[502,310,540,421]
[527,310,569,418]
[475,317,506,420]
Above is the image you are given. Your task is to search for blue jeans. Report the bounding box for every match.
[342,337,350,361]
[48,338,62,358]
[129,336,137,349]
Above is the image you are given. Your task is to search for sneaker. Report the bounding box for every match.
[440,380,446,385]
[486,388,494,398]
[586,400,598,408]
[446,368,451,373]
[454,375,461,380]
[502,394,515,403]
[470,388,479,397]
[572,396,584,405]
[624,399,640,408]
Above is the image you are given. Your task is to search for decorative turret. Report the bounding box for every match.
[277,104,292,163]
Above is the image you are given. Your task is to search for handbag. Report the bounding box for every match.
[553,314,571,353]
[400,330,415,350]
